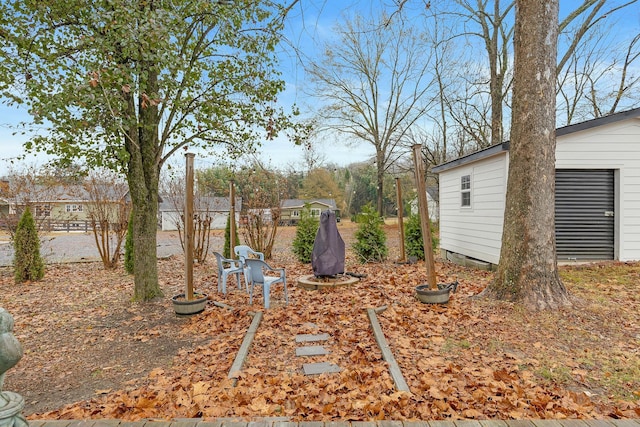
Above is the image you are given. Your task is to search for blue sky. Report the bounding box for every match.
[1,1,639,176]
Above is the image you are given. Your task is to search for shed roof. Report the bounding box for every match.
[280,199,337,210]
[432,107,640,174]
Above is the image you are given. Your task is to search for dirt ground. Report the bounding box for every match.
[1,222,639,420]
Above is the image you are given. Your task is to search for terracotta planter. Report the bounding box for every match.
[172,293,208,315]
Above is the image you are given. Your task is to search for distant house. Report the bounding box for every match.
[279,199,339,225]
[409,186,439,222]
[159,196,242,231]
[0,183,127,231]
[432,107,640,267]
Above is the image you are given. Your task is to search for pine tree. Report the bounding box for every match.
[13,206,45,283]
[405,214,439,261]
[353,204,387,263]
[292,205,319,263]
[224,213,240,259]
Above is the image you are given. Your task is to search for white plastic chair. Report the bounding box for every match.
[243,258,288,309]
[212,251,244,295]
[234,245,264,290]
[234,245,264,261]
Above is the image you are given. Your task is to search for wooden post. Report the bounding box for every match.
[412,144,437,289]
[185,153,195,300]
[229,180,236,256]
[396,177,406,263]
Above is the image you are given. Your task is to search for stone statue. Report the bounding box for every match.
[0,308,28,427]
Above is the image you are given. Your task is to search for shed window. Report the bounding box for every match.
[311,208,321,217]
[292,210,300,218]
[461,175,471,207]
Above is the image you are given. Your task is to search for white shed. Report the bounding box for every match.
[159,196,242,231]
[432,107,640,268]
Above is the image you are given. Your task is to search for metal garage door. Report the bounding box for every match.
[555,169,614,260]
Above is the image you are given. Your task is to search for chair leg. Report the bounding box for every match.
[283,278,288,305]
[221,272,228,295]
[263,283,271,309]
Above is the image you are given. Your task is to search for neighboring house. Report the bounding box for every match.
[409,186,439,222]
[432,107,640,268]
[159,196,242,231]
[279,199,339,225]
[1,184,127,231]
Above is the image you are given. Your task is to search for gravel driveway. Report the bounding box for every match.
[0,230,200,267]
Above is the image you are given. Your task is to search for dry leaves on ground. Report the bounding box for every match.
[1,224,639,421]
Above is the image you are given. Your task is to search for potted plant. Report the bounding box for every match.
[172,153,208,315]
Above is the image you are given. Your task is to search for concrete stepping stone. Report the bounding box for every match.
[302,362,341,375]
[295,345,329,357]
[295,333,329,343]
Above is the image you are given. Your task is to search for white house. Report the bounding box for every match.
[409,187,439,222]
[159,196,242,231]
[432,107,640,268]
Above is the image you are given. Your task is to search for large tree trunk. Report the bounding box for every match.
[483,0,570,310]
[125,65,163,302]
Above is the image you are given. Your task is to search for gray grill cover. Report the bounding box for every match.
[312,210,345,277]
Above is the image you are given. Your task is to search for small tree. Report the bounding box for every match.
[83,171,130,269]
[224,213,240,259]
[13,206,45,283]
[353,204,388,263]
[292,205,319,263]
[405,214,439,261]
[124,211,134,274]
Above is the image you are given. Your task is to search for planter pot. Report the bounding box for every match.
[172,293,208,315]
[415,284,452,304]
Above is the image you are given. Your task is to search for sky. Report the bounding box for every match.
[1,1,639,176]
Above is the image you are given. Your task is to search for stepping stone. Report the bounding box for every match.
[295,333,329,343]
[303,362,341,375]
[295,345,329,357]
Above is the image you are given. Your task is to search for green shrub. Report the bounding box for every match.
[292,205,319,263]
[224,213,240,258]
[405,214,439,260]
[13,206,45,283]
[353,204,387,263]
[124,211,134,274]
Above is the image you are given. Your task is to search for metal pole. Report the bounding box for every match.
[412,144,437,288]
[185,153,195,300]
[395,177,406,263]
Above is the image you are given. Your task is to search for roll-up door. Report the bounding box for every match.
[555,169,614,260]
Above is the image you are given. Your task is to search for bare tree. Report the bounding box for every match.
[307,12,436,216]
[161,174,213,264]
[83,170,130,269]
[483,0,570,310]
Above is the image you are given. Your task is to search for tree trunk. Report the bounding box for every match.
[125,66,163,302]
[483,0,570,310]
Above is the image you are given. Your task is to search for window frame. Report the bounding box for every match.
[460,175,472,208]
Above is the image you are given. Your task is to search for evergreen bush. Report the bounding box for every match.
[353,204,388,263]
[405,214,439,261]
[124,211,134,274]
[224,213,240,258]
[292,205,319,263]
[13,206,45,283]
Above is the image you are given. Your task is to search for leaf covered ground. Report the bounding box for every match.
[1,222,639,421]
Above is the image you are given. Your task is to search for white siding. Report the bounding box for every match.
[161,211,239,231]
[439,154,507,264]
[556,120,640,261]
[438,117,640,264]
